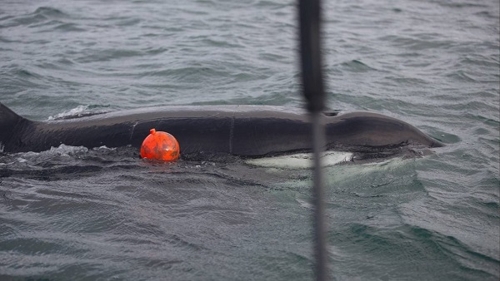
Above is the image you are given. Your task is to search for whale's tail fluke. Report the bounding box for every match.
[0,103,26,150]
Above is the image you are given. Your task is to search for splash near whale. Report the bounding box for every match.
[0,103,442,161]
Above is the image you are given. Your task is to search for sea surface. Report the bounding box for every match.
[1,0,499,280]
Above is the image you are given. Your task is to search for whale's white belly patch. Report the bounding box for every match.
[245,151,353,169]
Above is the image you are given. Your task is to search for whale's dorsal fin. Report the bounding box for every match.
[0,103,27,147]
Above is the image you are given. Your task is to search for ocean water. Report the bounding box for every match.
[1,0,499,280]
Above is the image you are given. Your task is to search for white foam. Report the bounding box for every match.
[245,151,353,169]
[17,144,89,158]
[47,105,89,120]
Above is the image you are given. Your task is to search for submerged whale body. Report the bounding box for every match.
[0,103,442,161]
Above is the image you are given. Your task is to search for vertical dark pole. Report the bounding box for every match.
[297,0,329,281]
[298,0,325,114]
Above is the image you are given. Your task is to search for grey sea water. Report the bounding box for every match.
[0,0,499,280]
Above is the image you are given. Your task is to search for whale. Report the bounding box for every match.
[0,102,443,161]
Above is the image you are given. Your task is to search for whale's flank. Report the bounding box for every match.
[0,103,443,159]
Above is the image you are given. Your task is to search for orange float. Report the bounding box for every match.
[140,128,180,161]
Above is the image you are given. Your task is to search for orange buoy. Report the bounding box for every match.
[140,128,180,161]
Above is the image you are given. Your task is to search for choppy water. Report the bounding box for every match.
[1,0,499,280]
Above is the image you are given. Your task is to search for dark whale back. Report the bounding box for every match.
[0,103,442,158]
[327,112,442,149]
